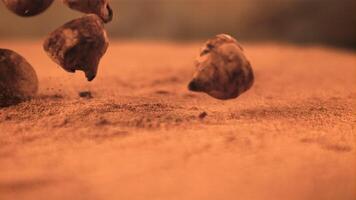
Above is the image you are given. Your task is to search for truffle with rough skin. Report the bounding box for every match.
[62,0,113,23]
[43,14,109,81]
[0,49,38,107]
[1,0,54,17]
[188,34,254,100]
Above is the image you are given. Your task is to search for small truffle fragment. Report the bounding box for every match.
[1,0,54,17]
[0,49,38,107]
[62,0,113,23]
[198,112,208,119]
[188,34,254,100]
[78,91,93,99]
[43,14,109,81]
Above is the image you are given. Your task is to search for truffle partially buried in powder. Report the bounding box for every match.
[0,49,38,107]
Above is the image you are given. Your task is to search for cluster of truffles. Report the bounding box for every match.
[1,1,254,107]
[44,0,111,81]
[1,0,112,106]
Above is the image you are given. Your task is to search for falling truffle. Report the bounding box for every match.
[188,34,254,100]
[43,14,109,81]
[1,0,54,17]
[62,0,113,23]
[0,49,38,107]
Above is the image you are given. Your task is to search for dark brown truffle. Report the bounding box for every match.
[0,49,38,107]
[43,14,109,81]
[62,0,113,23]
[188,34,254,100]
[1,0,54,17]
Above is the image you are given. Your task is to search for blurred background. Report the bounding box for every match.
[0,0,355,49]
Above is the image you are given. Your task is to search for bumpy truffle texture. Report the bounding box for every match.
[188,34,254,100]
[43,14,109,81]
[62,0,113,23]
[1,0,54,17]
[0,49,38,107]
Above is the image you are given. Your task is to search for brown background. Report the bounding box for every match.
[0,0,356,48]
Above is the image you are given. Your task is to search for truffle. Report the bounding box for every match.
[1,0,54,17]
[0,49,38,107]
[62,0,113,23]
[43,14,109,81]
[188,34,254,100]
